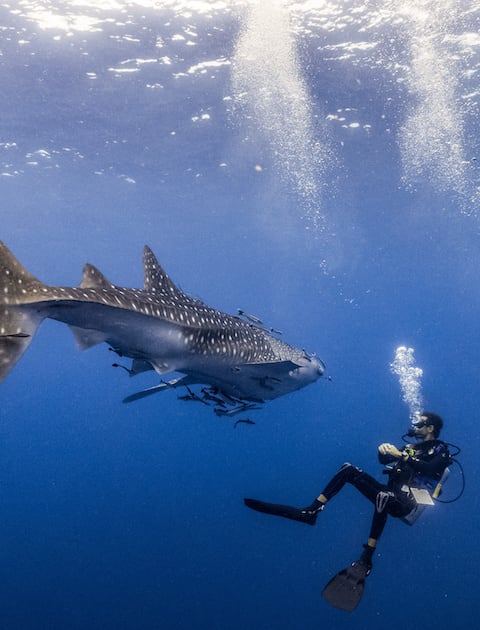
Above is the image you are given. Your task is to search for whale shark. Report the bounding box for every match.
[0,241,324,414]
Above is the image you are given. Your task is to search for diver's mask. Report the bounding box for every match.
[407,417,428,438]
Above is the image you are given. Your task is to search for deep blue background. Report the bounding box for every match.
[1,2,479,628]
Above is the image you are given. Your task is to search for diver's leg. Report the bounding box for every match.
[359,509,389,572]
[298,463,384,521]
[321,490,386,612]
[244,464,384,527]
[314,463,389,573]
[358,488,409,572]
[319,463,384,504]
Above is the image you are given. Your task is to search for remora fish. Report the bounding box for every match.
[0,242,324,411]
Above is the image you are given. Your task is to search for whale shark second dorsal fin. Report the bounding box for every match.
[79,264,114,290]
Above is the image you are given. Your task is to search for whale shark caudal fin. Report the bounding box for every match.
[0,241,48,382]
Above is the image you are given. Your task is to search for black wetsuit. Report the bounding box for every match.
[321,439,450,540]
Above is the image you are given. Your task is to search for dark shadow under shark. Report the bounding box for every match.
[0,242,325,415]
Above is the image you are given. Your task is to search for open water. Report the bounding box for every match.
[1,1,479,628]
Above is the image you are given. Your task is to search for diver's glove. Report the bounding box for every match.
[378,443,403,458]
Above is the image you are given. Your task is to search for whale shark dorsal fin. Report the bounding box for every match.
[143,245,180,296]
[0,240,45,296]
[79,264,114,290]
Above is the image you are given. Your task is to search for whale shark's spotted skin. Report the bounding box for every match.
[0,242,324,413]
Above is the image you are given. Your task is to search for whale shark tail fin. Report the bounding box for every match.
[0,241,47,382]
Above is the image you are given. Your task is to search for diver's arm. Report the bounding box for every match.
[378,443,401,465]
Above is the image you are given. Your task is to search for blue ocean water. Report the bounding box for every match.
[1,1,479,628]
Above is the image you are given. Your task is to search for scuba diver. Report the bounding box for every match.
[244,412,452,612]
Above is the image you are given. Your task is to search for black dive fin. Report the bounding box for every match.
[243,498,316,525]
[322,561,370,612]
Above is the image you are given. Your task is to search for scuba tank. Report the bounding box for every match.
[432,467,450,499]
[398,434,463,525]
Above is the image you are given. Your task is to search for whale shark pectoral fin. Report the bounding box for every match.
[123,382,171,403]
[122,375,199,403]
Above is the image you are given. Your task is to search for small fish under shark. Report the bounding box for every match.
[0,241,325,415]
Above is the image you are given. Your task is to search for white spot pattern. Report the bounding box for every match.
[0,243,295,364]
